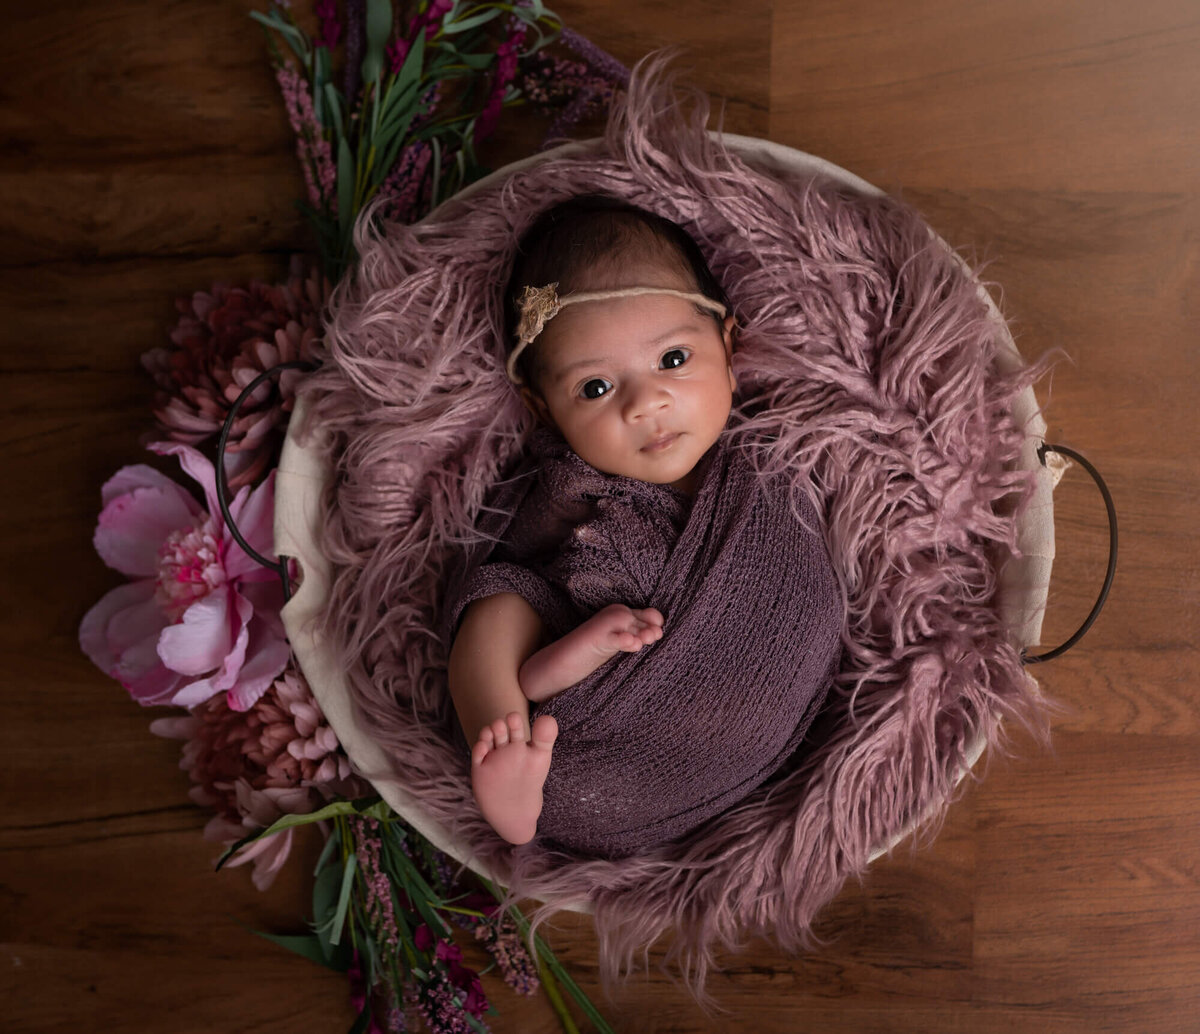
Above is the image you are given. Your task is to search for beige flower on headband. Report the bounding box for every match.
[515,283,562,345]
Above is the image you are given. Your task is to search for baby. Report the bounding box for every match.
[447,194,737,845]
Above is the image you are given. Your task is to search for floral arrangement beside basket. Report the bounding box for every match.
[80,3,628,1030]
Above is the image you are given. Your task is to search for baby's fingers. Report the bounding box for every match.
[631,607,665,629]
[635,622,663,645]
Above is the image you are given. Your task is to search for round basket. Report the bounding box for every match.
[272,135,1059,892]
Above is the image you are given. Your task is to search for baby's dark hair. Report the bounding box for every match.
[504,194,729,388]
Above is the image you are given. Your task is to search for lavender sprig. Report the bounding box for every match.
[343,0,365,104]
[559,26,630,87]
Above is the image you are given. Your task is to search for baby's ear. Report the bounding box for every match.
[722,314,738,391]
[721,314,736,355]
[519,385,557,429]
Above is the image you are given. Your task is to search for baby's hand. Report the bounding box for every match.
[589,603,665,654]
[518,603,665,703]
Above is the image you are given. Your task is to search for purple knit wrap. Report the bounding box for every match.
[446,427,843,856]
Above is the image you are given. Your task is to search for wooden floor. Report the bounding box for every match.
[2,1,1197,1031]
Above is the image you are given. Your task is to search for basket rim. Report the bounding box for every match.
[273,133,1056,888]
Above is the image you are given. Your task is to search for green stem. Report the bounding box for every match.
[537,953,582,1034]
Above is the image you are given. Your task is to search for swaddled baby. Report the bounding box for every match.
[445,195,843,856]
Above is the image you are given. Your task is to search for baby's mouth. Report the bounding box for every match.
[641,432,681,453]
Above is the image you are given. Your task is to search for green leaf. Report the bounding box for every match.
[249,9,311,64]
[376,104,416,154]
[314,826,339,878]
[348,999,375,1034]
[337,136,355,237]
[348,794,385,813]
[373,114,416,190]
[429,136,442,208]
[373,72,420,135]
[395,29,426,104]
[461,1009,492,1034]
[443,8,501,34]
[312,46,331,125]
[323,81,345,139]
[313,858,343,927]
[360,797,393,822]
[359,925,380,984]
[361,0,392,85]
[312,851,359,970]
[215,798,367,870]
[445,49,495,70]
[252,930,349,972]
[329,853,358,946]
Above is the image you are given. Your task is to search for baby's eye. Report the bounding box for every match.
[579,378,613,400]
[660,348,690,369]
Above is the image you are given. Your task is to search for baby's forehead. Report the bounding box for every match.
[538,293,713,379]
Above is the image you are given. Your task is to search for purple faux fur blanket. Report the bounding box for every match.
[443,427,843,857]
[303,55,1047,995]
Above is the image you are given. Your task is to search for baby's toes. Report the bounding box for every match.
[489,716,511,747]
[530,713,558,750]
[505,711,527,743]
[613,629,644,652]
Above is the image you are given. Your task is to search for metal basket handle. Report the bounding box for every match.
[215,359,320,602]
[216,371,1117,660]
[1022,442,1118,664]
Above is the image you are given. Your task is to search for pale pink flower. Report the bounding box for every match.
[79,442,290,711]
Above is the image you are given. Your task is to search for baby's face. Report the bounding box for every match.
[522,276,735,495]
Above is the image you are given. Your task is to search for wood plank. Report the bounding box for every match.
[552,0,771,135]
[769,0,1200,194]
[0,161,309,263]
[0,254,308,369]
[972,733,1200,1033]
[3,0,1197,1029]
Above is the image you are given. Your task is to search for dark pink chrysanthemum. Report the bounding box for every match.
[142,259,329,490]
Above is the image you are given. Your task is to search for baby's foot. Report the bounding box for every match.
[519,604,665,704]
[471,712,558,845]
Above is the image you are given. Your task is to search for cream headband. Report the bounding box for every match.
[506,283,728,385]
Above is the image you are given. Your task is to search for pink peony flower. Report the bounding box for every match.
[80,441,290,711]
[150,667,364,890]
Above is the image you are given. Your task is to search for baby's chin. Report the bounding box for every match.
[602,456,700,488]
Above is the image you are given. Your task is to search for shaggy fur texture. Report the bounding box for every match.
[303,55,1048,997]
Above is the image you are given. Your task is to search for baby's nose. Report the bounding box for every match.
[623,380,671,420]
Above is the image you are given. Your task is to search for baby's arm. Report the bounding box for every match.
[518,603,664,704]
[448,592,558,845]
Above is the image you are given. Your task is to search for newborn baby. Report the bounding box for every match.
[446,195,842,854]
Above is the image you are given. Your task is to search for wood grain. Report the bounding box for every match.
[2,0,1196,1031]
